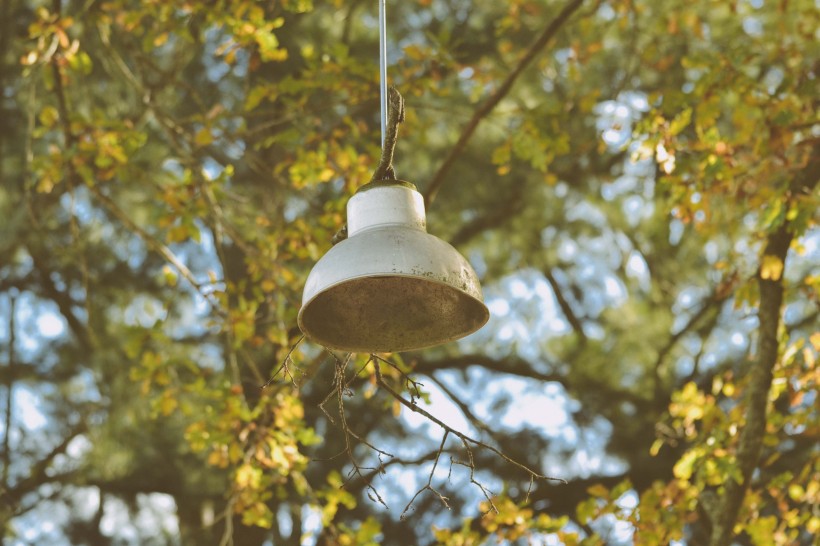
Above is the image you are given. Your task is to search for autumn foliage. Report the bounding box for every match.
[0,1,817,545]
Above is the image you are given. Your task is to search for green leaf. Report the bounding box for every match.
[668,107,692,136]
[673,449,699,481]
[746,516,778,546]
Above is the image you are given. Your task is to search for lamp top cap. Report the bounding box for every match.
[355,179,418,194]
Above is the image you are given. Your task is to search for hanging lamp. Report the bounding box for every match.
[297,1,489,353]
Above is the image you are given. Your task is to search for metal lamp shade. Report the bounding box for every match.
[298,181,489,353]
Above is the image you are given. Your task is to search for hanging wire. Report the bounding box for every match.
[379,0,387,148]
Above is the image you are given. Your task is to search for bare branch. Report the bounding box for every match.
[412,353,561,383]
[2,294,15,492]
[91,188,224,313]
[372,355,424,404]
[400,431,451,519]
[319,353,392,509]
[451,437,497,515]
[28,246,94,352]
[373,356,565,485]
[425,373,503,445]
[353,452,442,485]
[652,290,725,400]
[261,334,305,389]
[543,268,587,344]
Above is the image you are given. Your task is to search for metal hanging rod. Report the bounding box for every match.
[379,0,387,149]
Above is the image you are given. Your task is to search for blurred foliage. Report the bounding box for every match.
[0,0,817,545]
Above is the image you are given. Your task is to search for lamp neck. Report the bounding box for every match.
[347,182,427,236]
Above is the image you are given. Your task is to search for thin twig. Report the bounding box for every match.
[372,356,565,490]
[400,431,451,519]
[315,353,392,508]
[371,354,424,403]
[318,352,355,423]
[217,496,235,546]
[426,373,502,444]
[92,188,225,312]
[336,356,389,508]
[261,334,304,388]
[451,437,497,515]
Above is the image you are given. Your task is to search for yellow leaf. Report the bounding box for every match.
[318,167,334,182]
[194,127,213,146]
[236,463,260,488]
[207,449,226,467]
[37,175,55,194]
[587,484,609,497]
[760,255,783,281]
[788,484,804,501]
[162,265,178,287]
[803,347,815,368]
[403,44,426,61]
[39,106,59,128]
[160,393,177,415]
[673,449,698,480]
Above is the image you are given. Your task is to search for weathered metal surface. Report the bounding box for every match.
[298,182,489,352]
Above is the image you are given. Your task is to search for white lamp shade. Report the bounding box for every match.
[298,181,489,353]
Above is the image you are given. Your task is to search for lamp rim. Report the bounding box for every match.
[355,179,417,193]
[297,271,490,352]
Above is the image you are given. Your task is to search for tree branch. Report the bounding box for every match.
[708,150,820,546]
[317,354,391,509]
[352,452,441,488]
[400,431,450,519]
[28,249,94,352]
[1,421,88,510]
[2,294,15,493]
[652,290,725,401]
[412,353,561,382]
[426,373,504,445]
[412,353,652,410]
[423,0,587,206]
[373,356,565,488]
[448,182,525,247]
[543,268,587,344]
